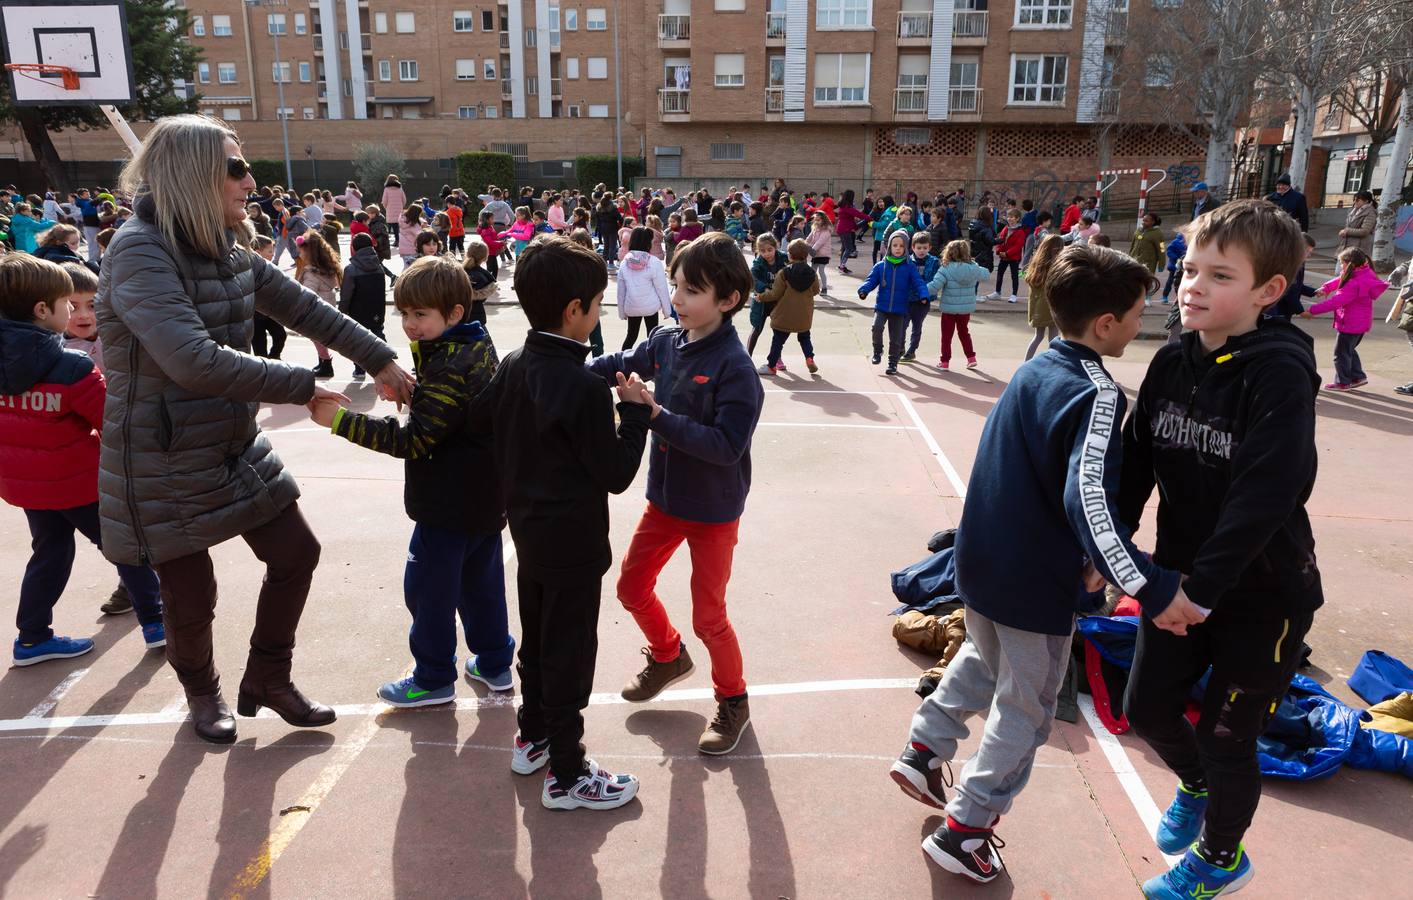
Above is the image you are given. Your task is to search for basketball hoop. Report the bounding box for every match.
[4,62,80,91]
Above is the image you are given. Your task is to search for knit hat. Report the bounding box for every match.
[1276,173,1292,186]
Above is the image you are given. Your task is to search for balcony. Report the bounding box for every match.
[657,14,689,45]
[765,11,785,42]
[501,78,512,98]
[765,86,784,114]
[1105,9,1127,43]
[897,11,931,43]
[551,77,562,97]
[499,31,509,49]
[894,86,927,115]
[1098,87,1120,118]
[949,86,983,116]
[659,87,690,117]
[953,9,988,43]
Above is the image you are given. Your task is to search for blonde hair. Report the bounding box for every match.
[1025,234,1067,290]
[119,114,244,260]
[38,222,82,247]
[941,239,972,264]
[464,237,489,265]
[1181,199,1304,290]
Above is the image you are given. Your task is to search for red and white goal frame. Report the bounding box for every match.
[1096,167,1169,230]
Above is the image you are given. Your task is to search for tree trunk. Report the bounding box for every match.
[15,108,70,194]
[1372,83,1412,272]
[1206,120,1236,197]
[1288,83,1317,190]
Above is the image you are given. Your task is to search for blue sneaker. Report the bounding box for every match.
[1143,846,1254,899]
[466,657,513,692]
[377,676,454,708]
[1155,783,1209,854]
[141,621,167,650]
[13,635,95,666]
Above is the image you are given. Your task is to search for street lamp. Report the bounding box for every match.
[246,0,294,188]
[612,0,623,188]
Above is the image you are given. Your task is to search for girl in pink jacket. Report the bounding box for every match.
[806,211,834,297]
[497,207,536,258]
[1303,247,1389,391]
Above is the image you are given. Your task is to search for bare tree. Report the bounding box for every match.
[1373,73,1412,270]
[1333,70,1409,192]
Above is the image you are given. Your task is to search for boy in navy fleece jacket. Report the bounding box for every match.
[588,232,764,756]
[890,245,1187,885]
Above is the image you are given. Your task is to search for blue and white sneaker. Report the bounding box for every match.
[377,676,454,708]
[465,657,513,692]
[13,635,94,666]
[541,759,639,811]
[1155,783,1209,854]
[141,621,167,650]
[1143,846,1254,899]
[510,733,551,775]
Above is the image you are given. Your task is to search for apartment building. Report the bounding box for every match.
[4,0,1208,201]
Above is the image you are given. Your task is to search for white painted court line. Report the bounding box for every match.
[23,667,90,719]
[263,421,920,435]
[1080,695,1183,867]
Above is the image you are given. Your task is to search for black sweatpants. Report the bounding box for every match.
[251,313,286,360]
[515,570,601,784]
[1125,607,1314,854]
[622,314,658,351]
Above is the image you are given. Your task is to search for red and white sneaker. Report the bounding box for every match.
[1324,381,1351,391]
[937,359,950,370]
[541,759,640,811]
[510,733,551,775]
[966,356,978,369]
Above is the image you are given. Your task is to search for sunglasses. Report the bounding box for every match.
[227,157,253,180]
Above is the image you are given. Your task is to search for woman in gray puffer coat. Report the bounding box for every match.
[98,115,415,744]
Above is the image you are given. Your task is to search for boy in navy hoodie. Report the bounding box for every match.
[902,231,940,362]
[589,232,765,755]
[311,256,515,708]
[1119,201,1320,900]
[890,244,1187,884]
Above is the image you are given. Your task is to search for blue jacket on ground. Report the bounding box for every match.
[954,339,1181,635]
[928,260,989,314]
[588,322,764,523]
[909,252,940,303]
[858,256,929,314]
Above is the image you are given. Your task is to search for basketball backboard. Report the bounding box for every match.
[0,0,134,106]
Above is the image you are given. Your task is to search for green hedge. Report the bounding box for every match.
[574,155,645,192]
[455,152,516,214]
[249,159,289,190]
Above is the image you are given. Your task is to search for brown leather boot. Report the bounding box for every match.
[188,692,237,744]
[236,681,336,727]
[621,645,695,702]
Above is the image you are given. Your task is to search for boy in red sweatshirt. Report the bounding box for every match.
[0,254,165,665]
[984,208,1027,303]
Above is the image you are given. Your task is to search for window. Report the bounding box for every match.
[1343,161,1364,193]
[267,13,286,35]
[714,53,745,87]
[303,107,315,119]
[382,106,395,118]
[527,76,538,94]
[374,12,388,32]
[897,54,927,87]
[484,59,497,79]
[271,61,290,83]
[1010,54,1067,104]
[197,62,210,83]
[587,7,606,29]
[395,12,415,33]
[816,0,870,27]
[299,61,312,82]
[399,59,419,81]
[484,105,498,118]
[453,10,474,31]
[549,6,561,45]
[1144,55,1174,87]
[211,15,232,36]
[378,59,392,81]
[655,149,679,176]
[715,0,745,8]
[568,103,582,117]
[813,52,870,104]
[458,105,478,118]
[951,57,978,88]
[587,57,608,79]
[456,58,477,80]
[1322,100,1341,131]
[525,27,536,46]
[1152,0,1182,6]
[275,108,294,119]
[896,127,931,144]
[564,8,578,29]
[294,13,307,34]
[342,78,351,96]
[219,62,238,84]
[588,103,610,117]
[566,57,579,79]
[1015,0,1071,26]
[483,10,495,29]
[402,107,420,119]
[192,15,204,36]
[710,142,745,161]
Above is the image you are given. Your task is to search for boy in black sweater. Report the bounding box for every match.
[468,235,654,811]
[1119,200,1320,899]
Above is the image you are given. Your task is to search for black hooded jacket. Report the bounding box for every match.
[1118,319,1323,617]
[339,245,396,331]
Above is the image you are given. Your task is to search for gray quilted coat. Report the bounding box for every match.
[96,202,396,566]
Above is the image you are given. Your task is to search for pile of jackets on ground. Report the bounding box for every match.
[889,538,1413,781]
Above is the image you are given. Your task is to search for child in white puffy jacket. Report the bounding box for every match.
[616,226,673,351]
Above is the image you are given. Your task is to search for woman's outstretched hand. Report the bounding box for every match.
[374,361,417,410]
[307,386,350,427]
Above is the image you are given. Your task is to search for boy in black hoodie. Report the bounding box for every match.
[467,235,654,811]
[1119,200,1321,900]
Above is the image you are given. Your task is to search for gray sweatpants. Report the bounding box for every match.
[908,607,1072,828]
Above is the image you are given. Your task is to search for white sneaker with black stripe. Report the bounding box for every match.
[510,734,550,775]
[541,759,640,811]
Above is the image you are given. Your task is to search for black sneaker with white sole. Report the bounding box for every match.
[889,741,952,808]
[922,817,1005,884]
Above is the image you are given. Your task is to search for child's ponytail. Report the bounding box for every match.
[1337,247,1370,289]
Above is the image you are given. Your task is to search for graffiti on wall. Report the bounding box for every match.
[1165,163,1202,189]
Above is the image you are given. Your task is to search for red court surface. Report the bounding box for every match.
[1,288,1410,898]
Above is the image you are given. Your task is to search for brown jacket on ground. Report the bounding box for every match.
[761,261,819,332]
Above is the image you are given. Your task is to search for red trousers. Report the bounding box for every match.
[940,313,975,363]
[616,502,746,698]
